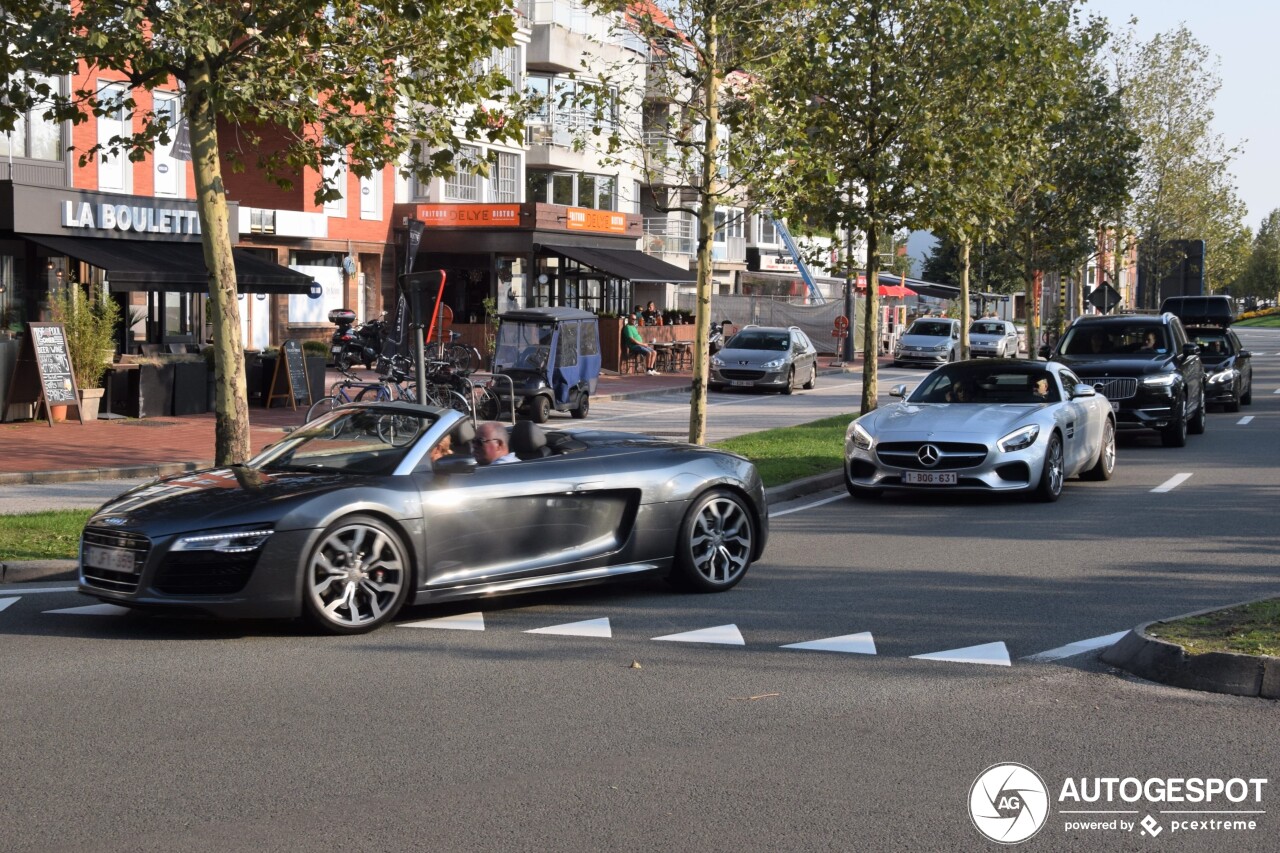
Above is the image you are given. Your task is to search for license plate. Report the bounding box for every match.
[84,544,138,574]
[331,346,343,354]
[731,380,754,387]
[904,471,957,486]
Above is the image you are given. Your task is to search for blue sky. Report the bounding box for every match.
[1086,0,1278,230]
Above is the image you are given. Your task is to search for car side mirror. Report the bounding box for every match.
[1071,383,1097,399]
[889,384,908,398]
[1239,350,1251,358]
[1183,342,1199,356]
[432,456,478,475]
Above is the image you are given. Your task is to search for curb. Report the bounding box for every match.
[0,462,202,487]
[1,559,78,585]
[1100,598,1280,699]
[764,470,845,505]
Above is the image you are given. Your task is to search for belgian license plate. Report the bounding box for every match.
[84,545,137,574]
[904,471,957,486]
[731,380,754,387]
[331,346,343,354]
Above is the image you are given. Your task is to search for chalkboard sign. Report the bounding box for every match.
[266,338,311,410]
[0,322,84,426]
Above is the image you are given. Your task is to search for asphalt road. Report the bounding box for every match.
[0,329,1277,851]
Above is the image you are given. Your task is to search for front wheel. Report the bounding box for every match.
[803,363,817,390]
[1033,433,1064,502]
[530,394,551,423]
[302,515,411,634]
[1187,387,1206,434]
[571,392,589,419]
[1082,419,1116,481]
[782,367,795,395]
[668,490,755,592]
[1161,397,1188,447]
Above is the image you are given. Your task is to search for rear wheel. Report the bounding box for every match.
[1033,433,1064,502]
[302,515,410,635]
[571,392,589,419]
[669,489,755,592]
[1161,396,1188,447]
[1082,419,1116,481]
[1188,387,1206,434]
[530,394,551,423]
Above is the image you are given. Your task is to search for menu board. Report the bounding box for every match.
[266,338,311,409]
[0,322,84,426]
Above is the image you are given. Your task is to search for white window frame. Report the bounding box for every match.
[444,145,483,201]
[96,81,131,194]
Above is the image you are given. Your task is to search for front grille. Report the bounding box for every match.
[721,369,765,381]
[876,441,988,471]
[154,550,260,595]
[1087,377,1138,400]
[81,527,150,593]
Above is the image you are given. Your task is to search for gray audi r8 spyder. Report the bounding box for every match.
[844,360,1117,502]
[78,404,768,634]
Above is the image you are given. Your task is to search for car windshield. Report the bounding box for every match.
[970,322,1006,335]
[905,321,952,338]
[726,330,790,351]
[250,408,439,475]
[908,366,1060,405]
[1060,324,1168,356]
[1190,330,1231,357]
[493,321,555,370]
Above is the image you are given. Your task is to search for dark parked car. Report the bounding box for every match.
[77,404,768,634]
[1187,325,1252,412]
[709,325,818,394]
[1051,313,1205,447]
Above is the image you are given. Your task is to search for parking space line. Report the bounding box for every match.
[0,585,77,595]
[1237,416,1254,425]
[1152,473,1193,493]
[1022,631,1129,662]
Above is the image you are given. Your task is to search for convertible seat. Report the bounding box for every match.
[511,420,552,460]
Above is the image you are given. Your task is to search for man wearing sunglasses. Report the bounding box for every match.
[472,422,519,465]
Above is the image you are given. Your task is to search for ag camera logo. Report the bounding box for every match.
[969,763,1051,844]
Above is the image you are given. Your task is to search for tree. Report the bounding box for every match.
[2,1,522,463]
[1233,211,1280,304]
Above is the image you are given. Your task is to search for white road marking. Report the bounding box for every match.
[911,641,1011,666]
[770,493,846,517]
[0,585,77,595]
[0,597,19,612]
[1274,388,1280,394]
[1022,631,1129,662]
[652,624,745,645]
[44,603,131,616]
[1152,473,1193,493]
[525,617,612,638]
[781,632,877,655]
[1237,416,1254,425]
[399,611,485,631]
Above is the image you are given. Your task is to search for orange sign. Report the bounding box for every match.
[416,204,521,228]
[565,207,627,234]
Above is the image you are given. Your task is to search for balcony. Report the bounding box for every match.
[643,216,695,257]
[0,159,69,188]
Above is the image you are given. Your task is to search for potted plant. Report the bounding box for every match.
[49,286,120,421]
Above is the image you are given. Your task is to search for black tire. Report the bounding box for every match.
[302,515,411,635]
[1033,433,1064,502]
[530,394,551,423]
[803,363,817,390]
[571,392,589,419]
[444,343,474,373]
[1161,396,1188,447]
[668,489,755,592]
[1242,383,1253,405]
[1188,387,1206,435]
[306,396,339,422]
[1082,418,1116,481]
[782,367,795,395]
[475,387,501,421]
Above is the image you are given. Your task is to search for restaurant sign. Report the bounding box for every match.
[415,204,521,227]
[62,200,202,235]
[565,207,627,234]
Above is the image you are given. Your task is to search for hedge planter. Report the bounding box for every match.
[172,361,210,416]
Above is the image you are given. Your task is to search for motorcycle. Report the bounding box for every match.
[709,319,731,355]
[329,309,386,371]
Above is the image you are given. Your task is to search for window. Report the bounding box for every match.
[757,217,778,245]
[714,208,744,242]
[444,145,482,201]
[529,171,615,210]
[0,74,64,162]
[489,152,519,203]
[359,166,382,220]
[322,144,348,217]
[96,81,130,193]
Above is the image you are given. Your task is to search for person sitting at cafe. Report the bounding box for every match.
[623,315,660,375]
[642,301,661,326]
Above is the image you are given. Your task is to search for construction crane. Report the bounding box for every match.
[771,217,825,304]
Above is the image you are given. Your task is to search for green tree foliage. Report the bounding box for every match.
[2,1,521,462]
[1232,211,1280,304]
[921,236,1023,294]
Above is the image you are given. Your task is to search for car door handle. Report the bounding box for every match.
[573,482,603,492]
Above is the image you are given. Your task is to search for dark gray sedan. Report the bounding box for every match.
[77,404,768,634]
[709,325,819,393]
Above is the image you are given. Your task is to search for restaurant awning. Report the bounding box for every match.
[30,236,316,294]
[544,244,696,283]
[877,272,959,300]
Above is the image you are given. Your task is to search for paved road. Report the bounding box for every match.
[1,330,1276,851]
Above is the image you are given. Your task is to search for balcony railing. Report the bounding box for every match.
[643,216,695,256]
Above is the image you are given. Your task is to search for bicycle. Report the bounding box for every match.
[305,366,409,422]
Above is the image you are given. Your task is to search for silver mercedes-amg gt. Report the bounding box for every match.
[78,404,768,634]
[844,360,1117,502]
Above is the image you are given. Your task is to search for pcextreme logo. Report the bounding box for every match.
[969,763,1051,844]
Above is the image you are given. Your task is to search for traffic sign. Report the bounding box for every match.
[1088,283,1122,314]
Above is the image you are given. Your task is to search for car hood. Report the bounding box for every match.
[899,334,951,348]
[1202,355,1236,372]
[88,467,372,536]
[1054,354,1177,377]
[863,402,1044,439]
[716,346,786,365]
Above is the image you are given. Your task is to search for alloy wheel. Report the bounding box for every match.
[305,520,408,632]
[686,494,753,587]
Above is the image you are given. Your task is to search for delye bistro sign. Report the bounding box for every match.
[62,199,202,235]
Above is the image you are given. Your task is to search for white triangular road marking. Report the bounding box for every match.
[652,624,745,645]
[911,641,1011,666]
[44,604,132,616]
[0,597,19,612]
[399,611,485,631]
[782,632,877,655]
[525,617,612,638]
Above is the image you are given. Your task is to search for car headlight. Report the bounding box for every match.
[847,420,875,451]
[1207,369,1237,384]
[762,358,786,370]
[997,424,1040,452]
[1141,373,1177,387]
[930,343,948,351]
[172,527,274,554]
[710,355,724,368]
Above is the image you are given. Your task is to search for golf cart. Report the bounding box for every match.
[491,307,600,422]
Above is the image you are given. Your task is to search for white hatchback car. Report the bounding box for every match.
[893,318,960,367]
[968,319,1020,358]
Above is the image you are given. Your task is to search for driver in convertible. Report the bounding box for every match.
[472,422,519,465]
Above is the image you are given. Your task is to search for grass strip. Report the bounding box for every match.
[0,509,93,561]
[713,413,853,488]
[1233,314,1280,327]
[1147,598,1280,657]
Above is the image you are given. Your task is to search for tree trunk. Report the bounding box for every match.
[687,10,720,446]
[959,237,971,359]
[188,61,251,465]
[860,223,879,415]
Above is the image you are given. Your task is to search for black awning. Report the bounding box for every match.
[544,244,696,283]
[30,235,316,294]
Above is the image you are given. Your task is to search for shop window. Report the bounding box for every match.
[0,74,65,162]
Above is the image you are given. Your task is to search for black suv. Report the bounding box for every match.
[1051,313,1206,447]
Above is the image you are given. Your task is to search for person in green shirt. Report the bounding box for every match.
[623,315,659,374]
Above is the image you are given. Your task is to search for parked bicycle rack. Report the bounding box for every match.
[468,372,517,424]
